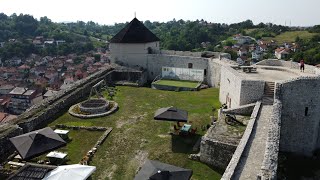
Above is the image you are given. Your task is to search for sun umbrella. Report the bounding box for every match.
[9,127,66,160]
[43,164,96,180]
[134,159,192,180]
[154,107,188,122]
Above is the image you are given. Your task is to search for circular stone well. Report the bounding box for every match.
[68,98,119,119]
[79,99,109,114]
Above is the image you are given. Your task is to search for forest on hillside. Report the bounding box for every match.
[1,13,320,64]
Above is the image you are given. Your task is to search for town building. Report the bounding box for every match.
[0,85,15,95]
[275,47,290,59]
[8,87,43,115]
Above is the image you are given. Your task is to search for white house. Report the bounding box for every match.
[9,57,22,66]
[252,50,262,60]
[109,18,160,68]
[275,48,290,59]
[238,48,247,57]
[56,40,66,46]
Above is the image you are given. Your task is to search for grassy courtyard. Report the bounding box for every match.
[50,86,222,180]
[153,79,200,88]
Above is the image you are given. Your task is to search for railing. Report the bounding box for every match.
[152,75,161,83]
[197,80,203,88]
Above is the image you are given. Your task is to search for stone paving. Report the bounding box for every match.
[233,105,273,180]
[238,67,317,82]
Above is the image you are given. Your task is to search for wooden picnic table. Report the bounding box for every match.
[240,66,257,73]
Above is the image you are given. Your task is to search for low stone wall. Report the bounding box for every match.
[256,59,316,74]
[259,99,281,180]
[222,103,256,116]
[54,125,112,165]
[151,83,200,91]
[199,136,237,170]
[68,101,119,119]
[0,125,23,163]
[112,69,147,86]
[160,50,202,57]
[221,101,262,180]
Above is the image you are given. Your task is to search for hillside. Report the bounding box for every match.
[262,31,318,44]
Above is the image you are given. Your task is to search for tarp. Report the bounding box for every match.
[154,107,188,122]
[9,127,66,160]
[134,159,192,180]
[43,164,96,180]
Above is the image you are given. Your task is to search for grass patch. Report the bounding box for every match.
[153,79,199,88]
[30,129,102,164]
[50,86,222,179]
[58,130,103,164]
[263,31,318,44]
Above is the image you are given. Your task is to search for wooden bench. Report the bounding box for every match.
[240,66,257,73]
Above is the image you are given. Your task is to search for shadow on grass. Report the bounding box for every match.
[171,133,202,154]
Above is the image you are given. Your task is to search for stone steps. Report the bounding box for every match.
[262,97,274,105]
[263,82,275,104]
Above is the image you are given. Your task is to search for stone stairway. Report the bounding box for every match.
[262,81,275,105]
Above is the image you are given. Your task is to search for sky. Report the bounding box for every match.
[0,0,319,26]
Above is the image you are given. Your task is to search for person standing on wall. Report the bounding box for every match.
[300,59,305,72]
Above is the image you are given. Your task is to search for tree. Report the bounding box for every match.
[94,54,101,62]
[224,50,237,60]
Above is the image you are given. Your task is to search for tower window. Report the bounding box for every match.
[204,69,207,76]
[305,107,309,116]
[188,63,193,68]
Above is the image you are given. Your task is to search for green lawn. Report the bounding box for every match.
[263,31,318,44]
[153,79,200,88]
[50,86,222,180]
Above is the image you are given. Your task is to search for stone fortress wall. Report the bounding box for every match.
[276,76,320,156]
[219,59,320,179]
[219,65,265,108]
[259,99,281,179]
[1,50,320,179]
[111,47,232,87]
[147,54,233,87]
[0,67,117,162]
[258,76,320,179]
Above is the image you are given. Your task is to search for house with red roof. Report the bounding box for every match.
[275,47,291,59]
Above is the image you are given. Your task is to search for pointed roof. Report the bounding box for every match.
[134,159,193,180]
[110,18,160,43]
[9,127,66,160]
[154,107,188,122]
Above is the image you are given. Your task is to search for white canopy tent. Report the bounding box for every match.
[43,164,96,180]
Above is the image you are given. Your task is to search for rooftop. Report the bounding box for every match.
[110,18,160,43]
[7,163,56,180]
[24,90,36,96]
[9,87,28,95]
[0,85,15,90]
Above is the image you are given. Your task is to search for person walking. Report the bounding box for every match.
[300,59,305,72]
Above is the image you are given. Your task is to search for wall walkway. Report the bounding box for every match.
[233,105,272,179]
